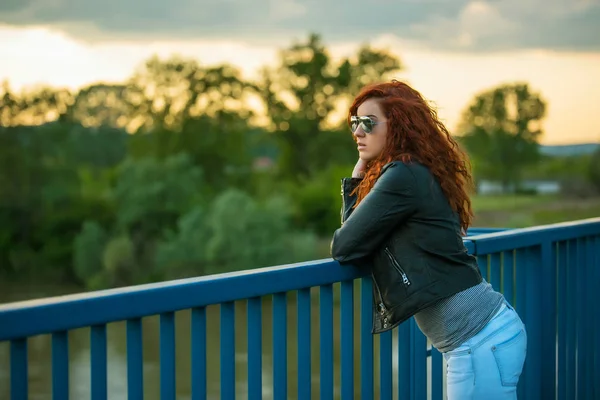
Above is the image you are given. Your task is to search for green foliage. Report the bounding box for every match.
[66,83,131,128]
[519,153,599,197]
[288,164,353,236]
[112,153,204,231]
[589,147,600,191]
[0,33,596,291]
[458,83,547,191]
[155,190,318,278]
[208,190,289,270]
[472,194,600,228]
[125,55,253,132]
[0,123,118,279]
[102,235,136,285]
[73,221,107,284]
[154,206,212,277]
[0,81,73,127]
[259,33,402,180]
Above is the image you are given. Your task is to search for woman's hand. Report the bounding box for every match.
[352,158,367,178]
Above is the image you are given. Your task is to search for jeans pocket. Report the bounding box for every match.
[491,327,527,386]
[445,348,474,385]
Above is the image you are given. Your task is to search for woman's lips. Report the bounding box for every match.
[358,144,367,151]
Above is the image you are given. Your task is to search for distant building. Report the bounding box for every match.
[252,156,275,171]
[540,143,600,157]
[478,180,561,195]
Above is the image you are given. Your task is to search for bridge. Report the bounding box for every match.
[0,219,599,399]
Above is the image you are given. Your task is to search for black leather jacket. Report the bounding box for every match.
[330,161,482,333]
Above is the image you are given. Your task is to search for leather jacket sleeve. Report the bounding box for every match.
[331,162,417,263]
[341,177,362,223]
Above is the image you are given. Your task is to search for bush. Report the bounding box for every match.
[589,147,600,192]
[155,189,318,277]
[73,221,107,284]
[288,164,353,236]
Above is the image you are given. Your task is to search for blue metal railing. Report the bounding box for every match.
[0,218,599,399]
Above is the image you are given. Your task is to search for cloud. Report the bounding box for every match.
[0,0,599,51]
[411,0,600,51]
[410,1,520,49]
[269,0,307,21]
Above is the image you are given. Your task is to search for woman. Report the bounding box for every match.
[330,80,527,399]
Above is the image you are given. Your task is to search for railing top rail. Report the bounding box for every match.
[0,241,474,341]
[0,258,366,341]
[467,217,600,254]
[466,227,510,235]
[1,218,598,341]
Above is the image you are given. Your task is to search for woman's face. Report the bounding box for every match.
[352,98,388,161]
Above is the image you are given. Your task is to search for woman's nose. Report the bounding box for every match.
[353,128,366,138]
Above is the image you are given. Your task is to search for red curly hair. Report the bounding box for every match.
[349,80,475,232]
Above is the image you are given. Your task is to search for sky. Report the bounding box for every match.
[1,0,599,144]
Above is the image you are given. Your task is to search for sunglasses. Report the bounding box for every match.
[350,116,384,134]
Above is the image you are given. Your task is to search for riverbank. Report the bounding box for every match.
[3,194,599,303]
[471,194,600,228]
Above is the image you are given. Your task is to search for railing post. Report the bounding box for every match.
[413,323,427,400]
[10,339,27,400]
[360,277,374,400]
[556,241,568,400]
[220,302,235,400]
[576,239,586,398]
[477,254,489,281]
[319,284,334,400]
[515,247,528,399]
[51,331,69,400]
[593,235,600,399]
[191,307,207,400]
[524,245,543,400]
[397,320,411,400]
[566,239,577,396]
[378,330,393,400]
[340,281,354,400]
[90,324,108,400]
[246,298,262,399]
[540,241,557,399]
[502,250,515,307]
[160,312,176,400]
[584,236,596,397]
[272,294,287,400]
[126,318,144,399]
[1,220,599,400]
[296,289,311,400]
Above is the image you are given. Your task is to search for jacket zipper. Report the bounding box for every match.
[371,272,388,314]
[384,248,411,287]
[340,182,345,224]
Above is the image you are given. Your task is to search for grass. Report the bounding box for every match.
[472,194,600,228]
[471,194,556,212]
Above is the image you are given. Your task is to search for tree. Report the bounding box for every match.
[589,146,600,192]
[112,153,204,234]
[0,82,73,127]
[0,36,407,285]
[154,189,318,277]
[457,83,547,192]
[66,83,132,129]
[0,81,20,126]
[122,56,257,192]
[73,221,108,285]
[124,55,253,133]
[259,33,402,180]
